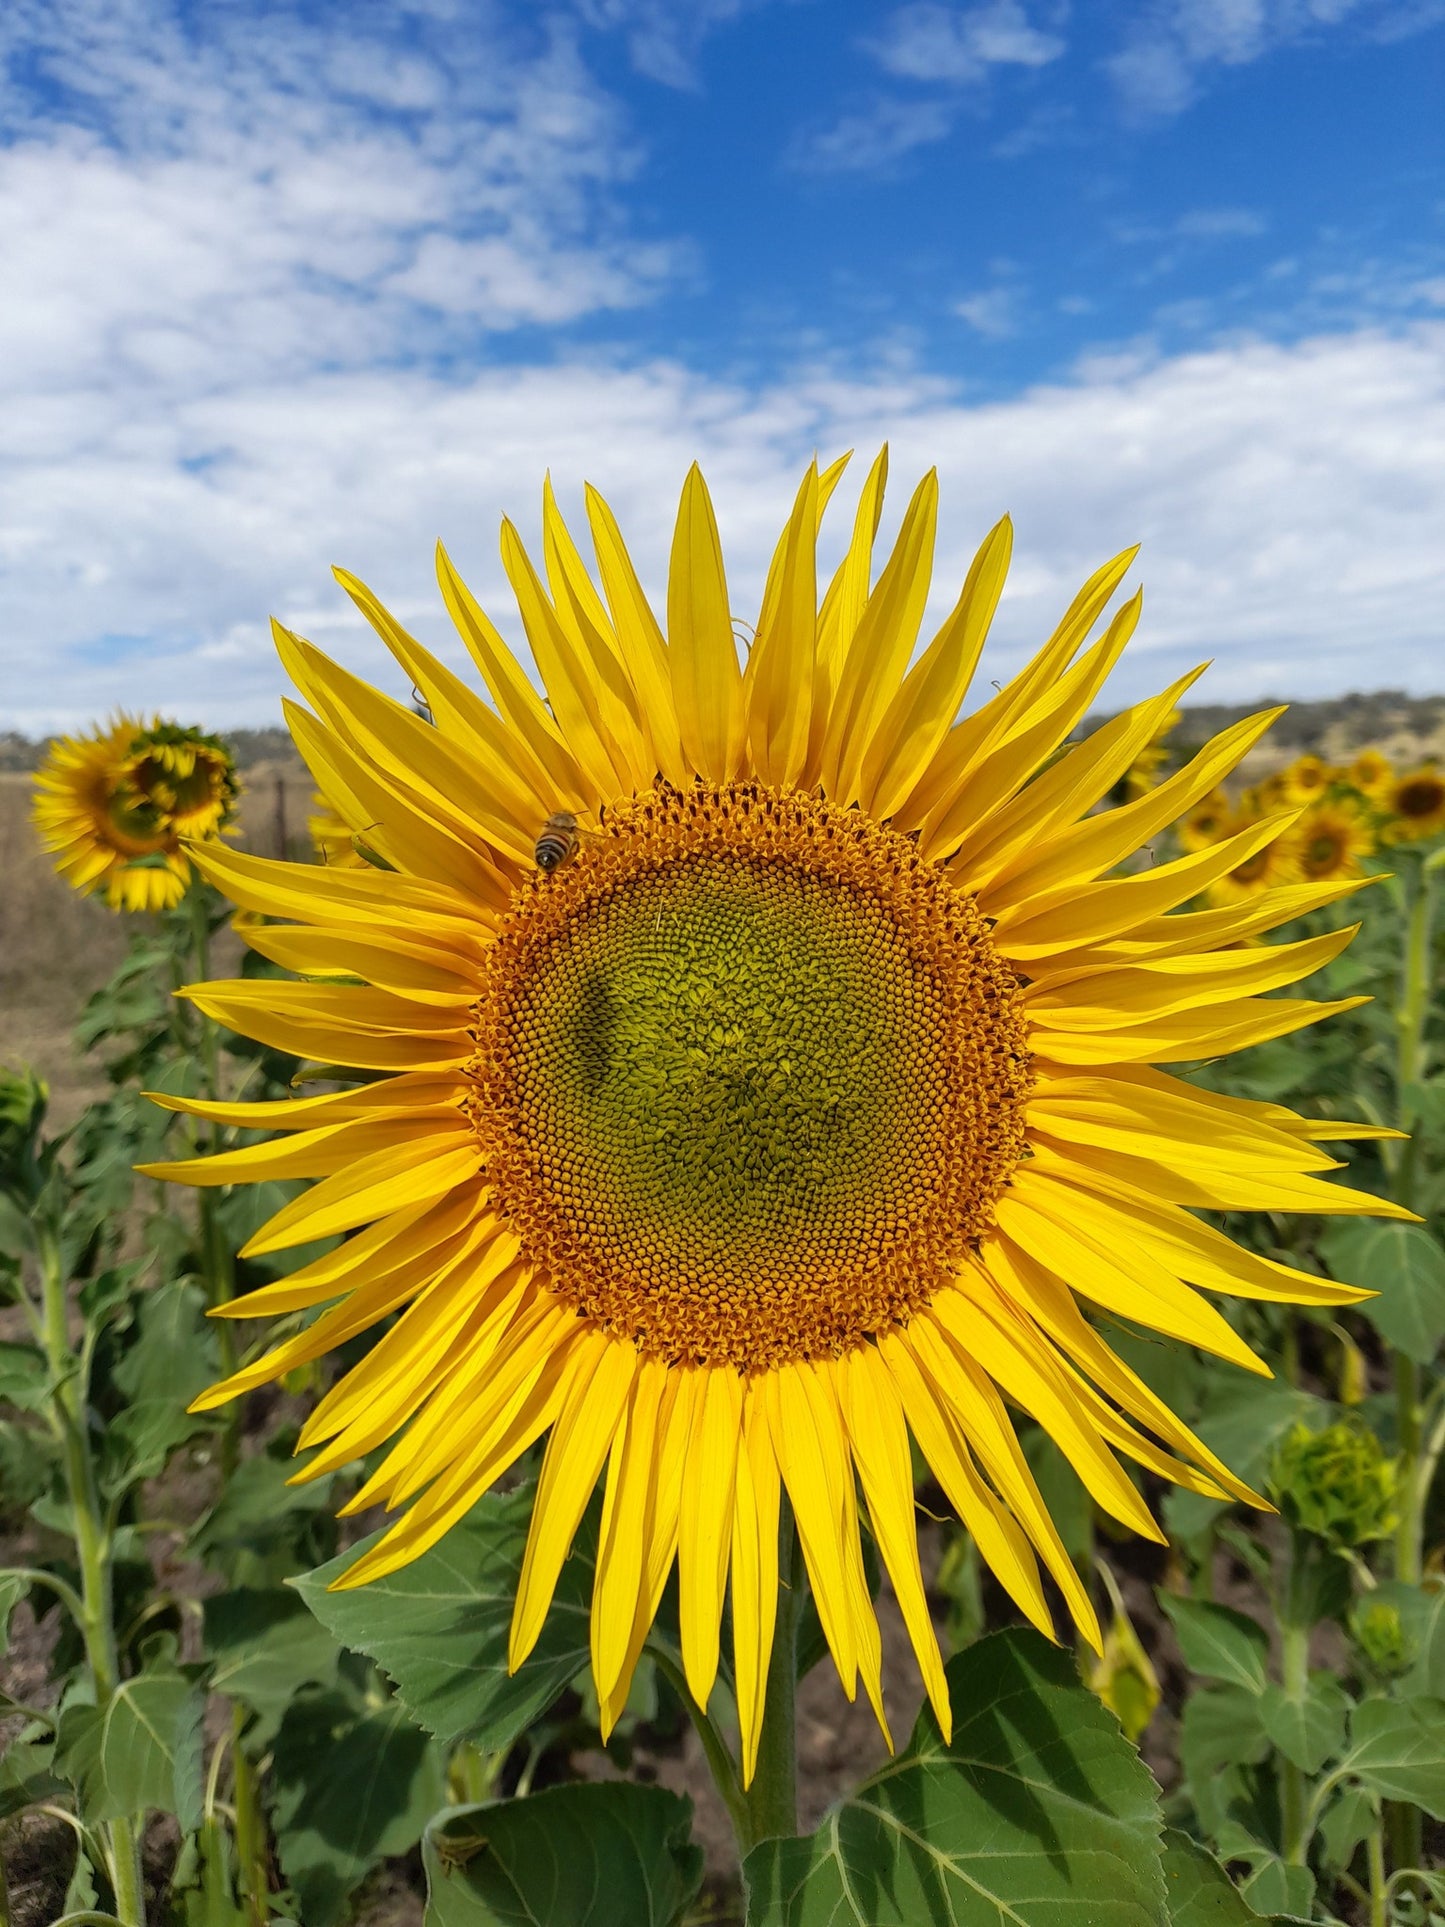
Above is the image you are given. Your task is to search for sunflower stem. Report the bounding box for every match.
[1278,1537,1311,1866]
[739,1503,801,1853]
[37,1227,146,1927]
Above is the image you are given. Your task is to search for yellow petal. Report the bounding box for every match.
[668,464,745,782]
[678,1366,743,1710]
[730,1384,780,1787]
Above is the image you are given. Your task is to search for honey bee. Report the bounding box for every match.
[534,811,581,875]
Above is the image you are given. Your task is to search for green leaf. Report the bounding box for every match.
[54,1655,204,1822]
[1316,1784,1375,1873]
[1159,1595,1269,1694]
[0,1739,67,1820]
[1337,1695,1445,1815]
[293,1485,594,1752]
[0,1340,48,1411]
[1319,1221,1445,1364]
[0,1569,28,1657]
[1369,1580,1445,1695]
[743,1628,1167,1927]
[102,1280,218,1489]
[422,1784,704,1927]
[1179,1685,1270,1839]
[204,1589,340,1730]
[1159,1831,1260,1925]
[1258,1674,1350,1774]
[271,1685,447,1927]
[1165,1384,1326,1543]
[1239,1857,1313,1920]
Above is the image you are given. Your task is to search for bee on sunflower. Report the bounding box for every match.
[1382,763,1445,843]
[142,454,1407,1783]
[33,716,239,913]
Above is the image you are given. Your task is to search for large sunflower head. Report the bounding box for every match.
[144,455,1406,1773]
[33,716,239,913]
[1382,763,1445,843]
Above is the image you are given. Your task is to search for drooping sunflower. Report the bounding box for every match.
[1294,799,1375,882]
[1382,763,1445,843]
[143,456,1406,1774]
[33,717,239,912]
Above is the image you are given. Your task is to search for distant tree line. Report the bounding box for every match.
[3,692,1443,777]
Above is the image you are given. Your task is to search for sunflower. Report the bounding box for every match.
[1382,764,1445,843]
[1176,786,1236,853]
[1294,800,1375,882]
[33,717,239,913]
[1346,748,1394,803]
[1281,753,1335,804]
[309,790,369,869]
[143,456,1404,1775]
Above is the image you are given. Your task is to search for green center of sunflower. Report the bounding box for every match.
[465,783,1030,1370]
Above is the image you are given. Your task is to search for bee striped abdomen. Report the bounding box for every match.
[534,813,580,874]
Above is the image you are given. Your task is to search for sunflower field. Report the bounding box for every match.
[3,457,1444,1927]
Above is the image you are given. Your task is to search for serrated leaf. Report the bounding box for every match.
[271,1686,446,1927]
[744,1628,1168,1927]
[1160,1830,1259,1924]
[1159,1595,1269,1694]
[1320,1220,1445,1364]
[422,1784,704,1927]
[101,1280,218,1490]
[54,1659,203,1821]
[204,1589,340,1729]
[1259,1674,1350,1774]
[293,1485,594,1751]
[1337,1695,1445,1814]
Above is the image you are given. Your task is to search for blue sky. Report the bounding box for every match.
[1,0,1443,731]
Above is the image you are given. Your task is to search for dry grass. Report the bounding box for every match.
[0,764,312,1125]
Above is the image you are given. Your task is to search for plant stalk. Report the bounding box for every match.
[739,1506,802,1852]
[1279,1540,1311,1867]
[37,1230,146,1927]
[1367,1819,1387,1927]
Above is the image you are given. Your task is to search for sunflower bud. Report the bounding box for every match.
[1268,1420,1399,1551]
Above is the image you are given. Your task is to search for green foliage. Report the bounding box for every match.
[293,1487,597,1752]
[422,1785,704,1927]
[54,1641,205,1827]
[744,1631,1168,1927]
[1268,1419,1400,1550]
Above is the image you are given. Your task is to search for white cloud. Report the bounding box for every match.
[0,0,679,413]
[573,0,770,87]
[869,1,1066,81]
[787,96,956,174]
[5,325,1445,733]
[954,287,1020,337]
[1107,0,1438,116]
